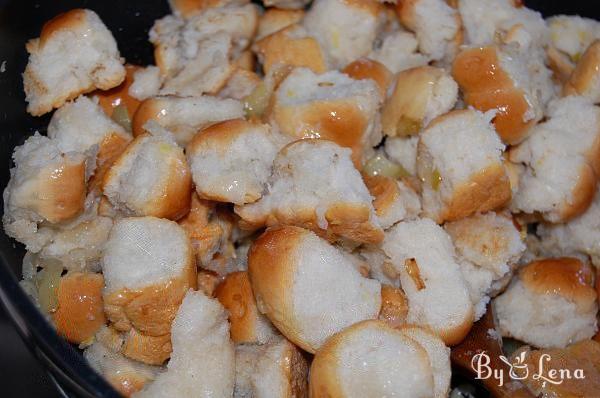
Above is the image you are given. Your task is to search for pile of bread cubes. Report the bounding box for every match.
[3,0,600,396]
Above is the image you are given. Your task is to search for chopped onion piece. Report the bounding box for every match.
[111,104,132,132]
[363,154,410,179]
[36,262,63,314]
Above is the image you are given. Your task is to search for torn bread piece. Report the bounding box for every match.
[396,0,461,61]
[445,212,526,320]
[103,130,192,221]
[537,188,600,267]
[254,24,327,74]
[215,271,277,344]
[342,58,393,98]
[417,109,511,224]
[547,15,600,65]
[369,30,430,74]
[458,0,548,48]
[102,217,196,339]
[494,257,598,348]
[3,134,87,252]
[363,175,421,229]
[509,96,600,223]
[272,67,382,165]
[134,290,235,397]
[217,68,261,101]
[47,95,132,189]
[398,325,451,398]
[236,139,384,245]
[150,4,258,79]
[452,45,544,145]
[38,215,113,271]
[303,0,385,69]
[132,95,244,146]
[564,40,600,103]
[382,218,474,345]
[84,333,161,397]
[178,192,238,275]
[382,66,458,137]
[248,226,382,353]
[23,9,126,116]
[159,32,235,97]
[309,320,434,398]
[187,119,284,205]
[234,336,308,398]
[128,66,162,102]
[256,8,305,41]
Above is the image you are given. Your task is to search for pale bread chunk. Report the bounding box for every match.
[418,109,511,223]
[24,9,126,115]
[187,119,285,205]
[236,139,384,244]
[248,226,382,353]
[132,95,244,146]
[382,218,474,345]
[303,0,385,69]
[134,290,235,397]
[309,320,435,398]
[509,96,600,223]
[494,258,598,348]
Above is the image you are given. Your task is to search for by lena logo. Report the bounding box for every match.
[471,351,585,387]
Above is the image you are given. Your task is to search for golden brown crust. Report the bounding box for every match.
[558,163,598,222]
[441,162,512,223]
[283,340,310,398]
[39,9,87,48]
[563,40,600,97]
[273,100,369,166]
[215,271,264,344]
[342,0,383,16]
[248,226,307,349]
[452,46,535,145]
[254,25,327,75]
[363,175,400,219]
[257,8,305,40]
[511,341,600,397]
[107,372,149,397]
[519,257,597,309]
[121,328,172,366]
[168,0,232,18]
[382,66,447,137]
[103,259,197,336]
[95,64,142,119]
[89,132,131,193]
[29,157,87,224]
[234,50,256,72]
[378,284,409,328]
[342,58,392,98]
[187,119,255,156]
[238,201,384,245]
[102,133,193,220]
[53,272,106,344]
[178,192,232,266]
[451,303,534,397]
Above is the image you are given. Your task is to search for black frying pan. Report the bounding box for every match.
[0,1,597,397]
